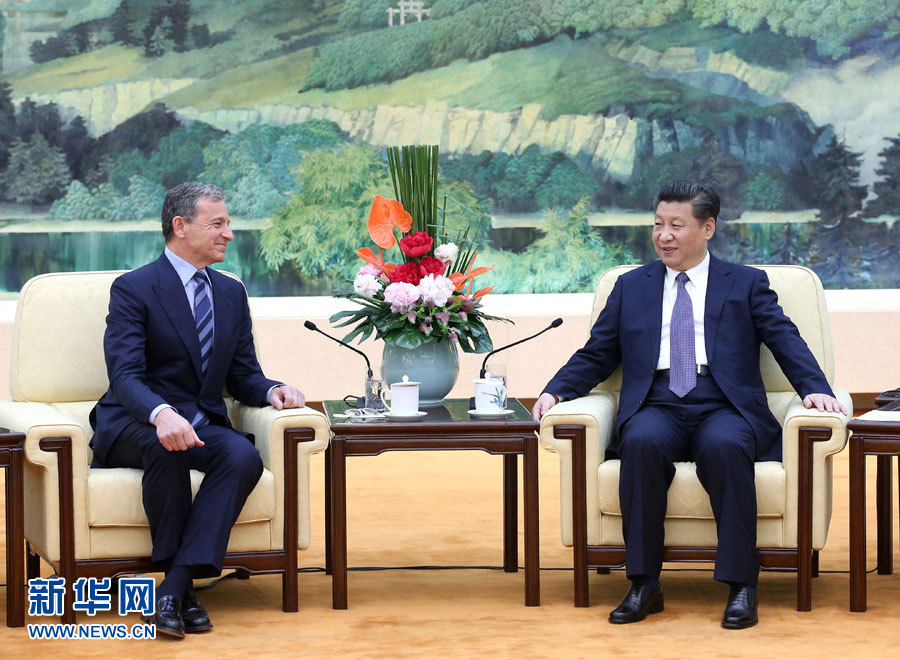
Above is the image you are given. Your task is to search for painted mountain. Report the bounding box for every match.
[0,0,898,295]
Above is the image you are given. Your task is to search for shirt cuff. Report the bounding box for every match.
[149,403,175,424]
[266,384,285,404]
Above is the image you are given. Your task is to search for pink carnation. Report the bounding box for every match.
[357,264,383,278]
[384,282,420,314]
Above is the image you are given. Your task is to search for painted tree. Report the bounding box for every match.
[110,1,135,46]
[61,116,94,181]
[14,99,39,142]
[769,223,811,266]
[815,135,867,224]
[0,82,15,170]
[864,135,900,218]
[808,135,869,287]
[167,0,192,52]
[0,134,71,204]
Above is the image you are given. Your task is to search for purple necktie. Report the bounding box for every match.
[669,271,696,398]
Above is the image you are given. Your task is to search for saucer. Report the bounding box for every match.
[384,411,428,421]
[468,409,515,419]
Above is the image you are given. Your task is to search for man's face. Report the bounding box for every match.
[652,200,715,271]
[172,197,233,268]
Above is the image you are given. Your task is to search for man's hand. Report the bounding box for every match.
[532,392,559,422]
[803,392,848,415]
[271,385,305,410]
[154,407,204,451]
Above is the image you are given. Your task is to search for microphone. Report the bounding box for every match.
[304,320,373,379]
[479,318,563,378]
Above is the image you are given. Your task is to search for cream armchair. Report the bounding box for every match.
[540,265,851,611]
[0,271,329,623]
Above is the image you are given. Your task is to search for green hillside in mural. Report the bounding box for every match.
[1,0,899,295]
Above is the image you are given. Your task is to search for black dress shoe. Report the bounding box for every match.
[609,583,664,624]
[722,584,758,629]
[182,588,213,633]
[141,594,184,639]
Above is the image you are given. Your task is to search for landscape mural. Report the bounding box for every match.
[0,0,899,297]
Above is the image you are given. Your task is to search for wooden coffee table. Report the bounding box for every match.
[848,398,900,611]
[0,429,26,627]
[323,398,540,609]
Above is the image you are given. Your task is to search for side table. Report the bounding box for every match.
[0,429,26,627]
[848,399,900,611]
[324,398,540,609]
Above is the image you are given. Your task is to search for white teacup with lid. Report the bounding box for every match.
[473,376,508,414]
[380,375,420,416]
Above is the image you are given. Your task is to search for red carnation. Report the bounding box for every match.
[390,261,422,285]
[399,231,433,258]
[418,256,446,277]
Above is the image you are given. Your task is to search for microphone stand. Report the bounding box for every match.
[304,321,375,408]
[479,318,564,378]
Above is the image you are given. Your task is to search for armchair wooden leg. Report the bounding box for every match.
[281,428,313,613]
[40,437,76,624]
[811,550,819,578]
[235,568,251,580]
[554,425,589,607]
[596,568,610,574]
[797,426,831,611]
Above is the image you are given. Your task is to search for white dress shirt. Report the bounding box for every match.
[656,250,710,370]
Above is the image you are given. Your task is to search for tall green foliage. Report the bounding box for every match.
[260,143,392,279]
[487,197,634,293]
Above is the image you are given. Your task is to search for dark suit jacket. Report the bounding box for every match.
[544,254,834,462]
[89,254,280,465]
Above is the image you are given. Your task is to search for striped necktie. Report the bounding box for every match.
[669,271,696,398]
[192,271,214,376]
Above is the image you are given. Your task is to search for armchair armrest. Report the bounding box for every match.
[539,390,617,460]
[781,387,852,460]
[229,403,329,551]
[231,404,329,470]
[0,400,90,564]
[778,387,852,554]
[0,401,90,472]
[538,390,617,547]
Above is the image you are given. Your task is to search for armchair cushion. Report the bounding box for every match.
[88,468,275,527]
[598,461,785,518]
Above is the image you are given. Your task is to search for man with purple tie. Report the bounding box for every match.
[90,183,305,638]
[532,181,845,628]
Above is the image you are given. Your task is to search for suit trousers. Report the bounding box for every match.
[618,373,759,587]
[103,420,264,578]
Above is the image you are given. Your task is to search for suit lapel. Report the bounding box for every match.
[152,254,203,381]
[704,253,734,363]
[642,261,665,368]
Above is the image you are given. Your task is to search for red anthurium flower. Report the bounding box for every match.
[368,195,413,249]
[389,262,422,285]
[418,256,446,277]
[399,231,433,258]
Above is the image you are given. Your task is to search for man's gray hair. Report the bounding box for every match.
[161,182,225,242]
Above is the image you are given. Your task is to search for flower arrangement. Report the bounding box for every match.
[330,145,508,353]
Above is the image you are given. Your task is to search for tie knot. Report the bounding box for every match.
[192,271,208,287]
[676,271,689,285]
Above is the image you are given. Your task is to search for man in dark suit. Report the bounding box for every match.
[90,182,305,639]
[532,181,846,629]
